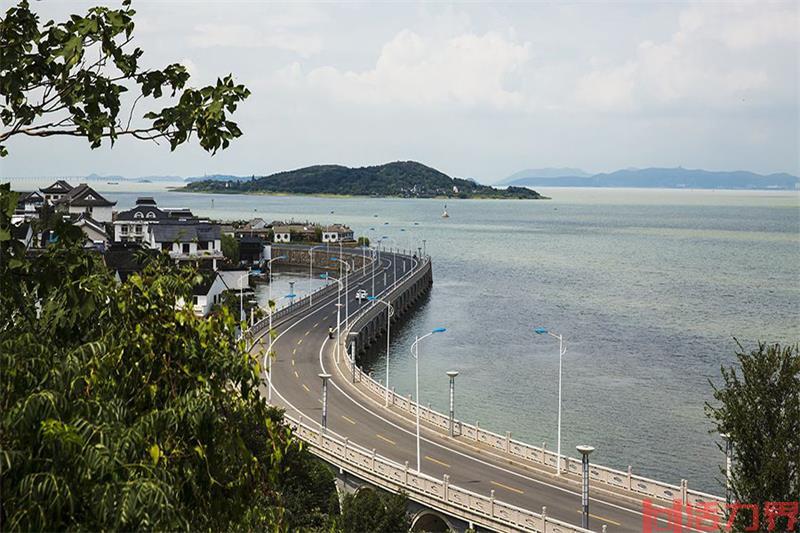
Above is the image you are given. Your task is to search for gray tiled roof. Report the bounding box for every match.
[151,222,221,243]
[56,183,116,207]
[115,205,167,221]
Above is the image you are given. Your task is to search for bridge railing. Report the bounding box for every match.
[286,413,594,533]
[339,274,725,515]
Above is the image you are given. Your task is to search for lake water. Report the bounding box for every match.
[61,183,800,493]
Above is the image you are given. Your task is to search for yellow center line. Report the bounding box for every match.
[313,322,319,328]
[305,330,310,336]
[302,384,310,392]
[576,511,621,527]
[291,359,295,366]
[425,455,451,468]
[294,370,299,378]
[375,434,396,445]
[297,339,303,345]
[341,415,356,425]
[491,480,524,495]
[292,348,297,355]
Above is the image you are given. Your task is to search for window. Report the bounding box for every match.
[121,225,128,234]
[146,211,156,219]
[182,243,190,254]
[134,211,143,219]
[135,225,142,233]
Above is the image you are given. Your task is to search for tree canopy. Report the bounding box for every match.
[706,341,799,531]
[0,0,249,157]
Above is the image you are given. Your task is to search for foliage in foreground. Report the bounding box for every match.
[0,184,412,530]
[706,341,799,532]
[0,0,249,157]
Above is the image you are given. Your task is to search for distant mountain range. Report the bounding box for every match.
[501,168,591,183]
[183,161,545,199]
[502,167,799,190]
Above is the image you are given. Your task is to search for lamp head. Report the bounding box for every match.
[367,296,377,301]
[319,273,329,279]
[534,327,548,335]
[318,373,331,380]
[432,327,447,333]
[276,255,287,260]
[446,370,459,378]
[576,445,595,456]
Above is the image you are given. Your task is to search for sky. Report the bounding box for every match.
[3,1,799,183]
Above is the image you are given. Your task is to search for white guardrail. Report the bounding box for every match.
[286,412,593,533]
[339,257,726,516]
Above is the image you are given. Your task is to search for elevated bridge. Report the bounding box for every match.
[247,245,723,532]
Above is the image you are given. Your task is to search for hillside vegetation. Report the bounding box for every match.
[184,161,544,199]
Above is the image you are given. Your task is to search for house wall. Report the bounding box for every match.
[274,232,290,243]
[80,224,107,244]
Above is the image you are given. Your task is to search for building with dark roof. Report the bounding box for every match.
[73,213,110,247]
[112,196,199,243]
[53,183,116,222]
[103,242,157,282]
[14,191,44,222]
[40,180,73,204]
[149,221,223,269]
[322,224,354,243]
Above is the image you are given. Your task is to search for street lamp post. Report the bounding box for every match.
[535,326,566,475]
[320,272,343,363]
[331,257,352,330]
[446,371,459,437]
[308,244,326,307]
[721,433,732,504]
[319,373,331,429]
[367,296,394,406]
[265,255,287,403]
[410,327,447,472]
[576,445,595,530]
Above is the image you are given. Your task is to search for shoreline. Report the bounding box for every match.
[170,188,550,200]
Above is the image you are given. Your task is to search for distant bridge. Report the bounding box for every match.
[247,244,724,532]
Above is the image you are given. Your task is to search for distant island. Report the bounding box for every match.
[500,167,799,190]
[182,161,546,199]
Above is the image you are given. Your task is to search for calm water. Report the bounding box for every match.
[86,184,800,493]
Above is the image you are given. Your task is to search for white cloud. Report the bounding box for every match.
[278,29,531,110]
[574,3,797,113]
[190,24,323,57]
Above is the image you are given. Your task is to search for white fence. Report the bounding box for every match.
[287,413,594,533]
[341,269,725,515]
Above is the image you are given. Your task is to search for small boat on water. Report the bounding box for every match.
[441,204,449,218]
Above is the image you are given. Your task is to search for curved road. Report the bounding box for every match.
[254,251,688,532]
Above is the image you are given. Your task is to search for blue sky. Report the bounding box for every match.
[3,1,798,183]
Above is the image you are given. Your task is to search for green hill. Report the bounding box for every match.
[182,161,545,199]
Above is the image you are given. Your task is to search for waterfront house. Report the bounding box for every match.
[272,222,318,243]
[188,268,249,317]
[239,235,268,264]
[53,183,116,222]
[73,213,110,247]
[322,224,355,243]
[149,222,223,270]
[40,180,73,204]
[113,197,196,243]
[272,225,292,243]
[14,191,44,222]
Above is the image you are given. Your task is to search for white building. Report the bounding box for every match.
[322,224,355,243]
[273,226,291,243]
[53,183,116,222]
[40,180,73,204]
[73,213,110,246]
[113,197,198,243]
[149,222,223,269]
